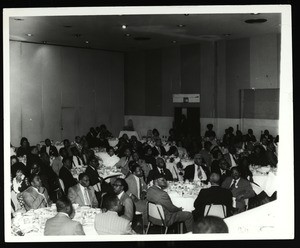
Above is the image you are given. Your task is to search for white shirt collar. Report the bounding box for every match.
[58,212,70,218]
[117,191,124,199]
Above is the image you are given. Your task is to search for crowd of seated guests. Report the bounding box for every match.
[10,123,278,235]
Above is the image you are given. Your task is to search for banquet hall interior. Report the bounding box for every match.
[6,8,290,238]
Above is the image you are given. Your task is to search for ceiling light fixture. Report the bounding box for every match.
[177,24,186,28]
[125,33,131,37]
[14,18,24,21]
[26,33,33,37]
[121,25,127,29]
[85,40,89,44]
[172,40,177,43]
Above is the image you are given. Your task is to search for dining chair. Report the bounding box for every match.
[204,204,227,218]
[146,201,168,234]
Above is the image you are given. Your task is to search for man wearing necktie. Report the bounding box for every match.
[147,157,173,184]
[221,167,255,214]
[183,154,209,183]
[68,173,98,208]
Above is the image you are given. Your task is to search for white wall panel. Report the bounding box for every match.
[10,41,124,145]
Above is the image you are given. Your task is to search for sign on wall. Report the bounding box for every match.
[173,94,200,103]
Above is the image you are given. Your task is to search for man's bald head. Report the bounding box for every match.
[209,173,220,185]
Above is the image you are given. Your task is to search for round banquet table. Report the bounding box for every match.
[71,166,123,181]
[11,206,101,236]
[165,181,209,212]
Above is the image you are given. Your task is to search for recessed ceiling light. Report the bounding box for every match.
[125,33,131,37]
[245,18,267,24]
[121,25,128,29]
[85,40,89,44]
[172,40,177,43]
[26,33,33,37]
[177,24,186,28]
[14,18,24,21]
[42,41,48,44]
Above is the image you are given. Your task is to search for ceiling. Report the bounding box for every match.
[9,13,281,52]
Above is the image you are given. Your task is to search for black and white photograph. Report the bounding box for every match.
[3,4,293,242]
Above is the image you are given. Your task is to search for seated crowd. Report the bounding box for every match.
[10,123,278,235]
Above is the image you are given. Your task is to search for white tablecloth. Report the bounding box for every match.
[11,206,101,236]
[224,201,277,234]
[166,182,204,212]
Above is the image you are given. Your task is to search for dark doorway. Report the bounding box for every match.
[174,107,200,139]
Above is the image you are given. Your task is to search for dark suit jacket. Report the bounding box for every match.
[146,185,181,226]
[152,146,167,157]
[59,166,77,194]
[184,164,210,183]
[40,145,58,156]
[210,162,231,184]
[44,212,85,235]
[221,177,255,212]
[85,165,114,195]
[193,185,233,220]
[147,167,173,184]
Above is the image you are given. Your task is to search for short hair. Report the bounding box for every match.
[103,195,119,211]
[207,124,213,129]
[106,146,114,153]
[29,173,39,183]
[129,162,140,174]
[193,216,229,233]
[115,178,128,192]
[230,166,241,174]
[56,196,72,213]
[20,137,28,145]
[204,141,212,149]
[71,146,79,154]
[209,173,221,185]
[11,155,19,162]
[62,157,72,164]
[78,173,89,181]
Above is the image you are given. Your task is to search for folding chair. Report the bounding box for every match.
[146,201,168,234]
[204,204,227,218]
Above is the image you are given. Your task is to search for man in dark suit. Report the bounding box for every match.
[40,138,58,157]
[221,167,255,214]
[151,138,167,157]
[184,153,210,183]
[211,158,231,185]
[146,174,193,233]
[147,157,173,184]
[44,196,85,235]
[68,173,98,208]
[85,156,114,206]
[59,157,78,195]
[193,173,233,221]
